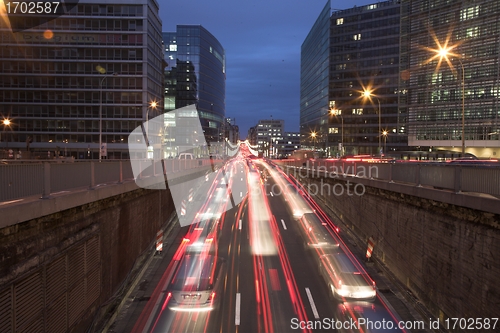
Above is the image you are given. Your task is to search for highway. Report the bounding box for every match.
[121,144,413,333]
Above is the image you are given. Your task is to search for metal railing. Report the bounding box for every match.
[0,159,217,202]
[274,160,500,198]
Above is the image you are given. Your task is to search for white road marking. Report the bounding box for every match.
[240,191,243,197]
[305,287,320,319]
[280,219,287,230]
[235,293,241,325]
[269,192,274,197]
[239,219,242,230]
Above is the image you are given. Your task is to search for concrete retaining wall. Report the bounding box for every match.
[0,185,175,333]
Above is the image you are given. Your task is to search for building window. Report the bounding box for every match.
[329,128,338,134]
[336,18,343,25]
[353,34,361,41]
[460,5,480,21]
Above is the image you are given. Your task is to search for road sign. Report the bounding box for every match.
[100,143,107,157]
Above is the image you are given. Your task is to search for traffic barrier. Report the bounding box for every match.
[156,229,163,253]
[366,236,375,260]
[188,188,194,202]
[181,200,186,216]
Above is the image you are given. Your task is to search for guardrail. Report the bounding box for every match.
[0,159,218,202]
[274,160,500,198]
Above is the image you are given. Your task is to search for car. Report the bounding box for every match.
[319,252,376,301]
[167,253,226,312]
[178,153,195,160]
[298,213,339,251]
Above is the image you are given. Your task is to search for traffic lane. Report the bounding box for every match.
[265,168,408,333]
[263,173,342,332]
[219,176,305,333]
[222,197,301,333]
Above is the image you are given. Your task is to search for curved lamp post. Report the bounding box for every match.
[436,47,465,155]
[362,90,381,155]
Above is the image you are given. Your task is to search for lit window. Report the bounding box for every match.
[460,5,480,21]
[336,18,344,25]
[329,128,339,134]
[169,44,177,51]
[354,33,361,41]
[466,26,479,38]
[367,4,377,10]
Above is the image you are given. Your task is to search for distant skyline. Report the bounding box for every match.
[160,0,383,137]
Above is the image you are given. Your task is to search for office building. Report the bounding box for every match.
[401,0,500,158]
[162,25,226,158]
[0,0,165,159]
[301,0,403,156]
[276,132,301,158]
[253,119,284,158]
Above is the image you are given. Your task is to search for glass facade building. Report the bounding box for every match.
[301,0,403,156]
[0,0,165,159]
[300,0,331,151]
[162,25,226,158]
[401,0,500,158]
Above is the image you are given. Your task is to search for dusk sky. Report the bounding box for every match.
[160,0,379,137]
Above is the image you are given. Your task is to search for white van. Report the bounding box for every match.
[178,153,195,160]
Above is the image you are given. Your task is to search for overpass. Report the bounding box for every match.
[0,158,499,332]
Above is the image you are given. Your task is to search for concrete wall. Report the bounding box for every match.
[0,185,175,333]
[296,174,500,329]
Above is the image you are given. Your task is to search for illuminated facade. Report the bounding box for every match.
[162,25,226,158]
[0,0,164,159]
[301,0,403,156]
[401,0,500,157]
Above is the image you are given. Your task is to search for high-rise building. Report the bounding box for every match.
[0,0,165,159]
[401,0,500,158]
[301,0,403,156]
[162,25,226,158]
[276,132,301,158]
[253,119,284,158]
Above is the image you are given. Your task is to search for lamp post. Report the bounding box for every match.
[310,131,317,151]
[382,130,388,155]
[362,90,381,155]
[436,47,466,155]
[99,72,117,161]
[330,108,344,156]
[2,119,11,151]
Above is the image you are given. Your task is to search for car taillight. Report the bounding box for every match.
[208,292,216,301]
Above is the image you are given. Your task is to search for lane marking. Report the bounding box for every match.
[269,192,274,197]
[305,287,320,319]
[239,219,242,230]
[280,219,287,230]
[235,293,241,325]
[240,191,243,197]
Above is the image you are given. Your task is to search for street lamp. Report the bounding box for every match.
[362,90,381,155]
[2,119,11,150]
[382,130,388,155]
[310,131,317,150]
[330,108,344,156]
[99,72,118,161]
[435,47,466,155]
